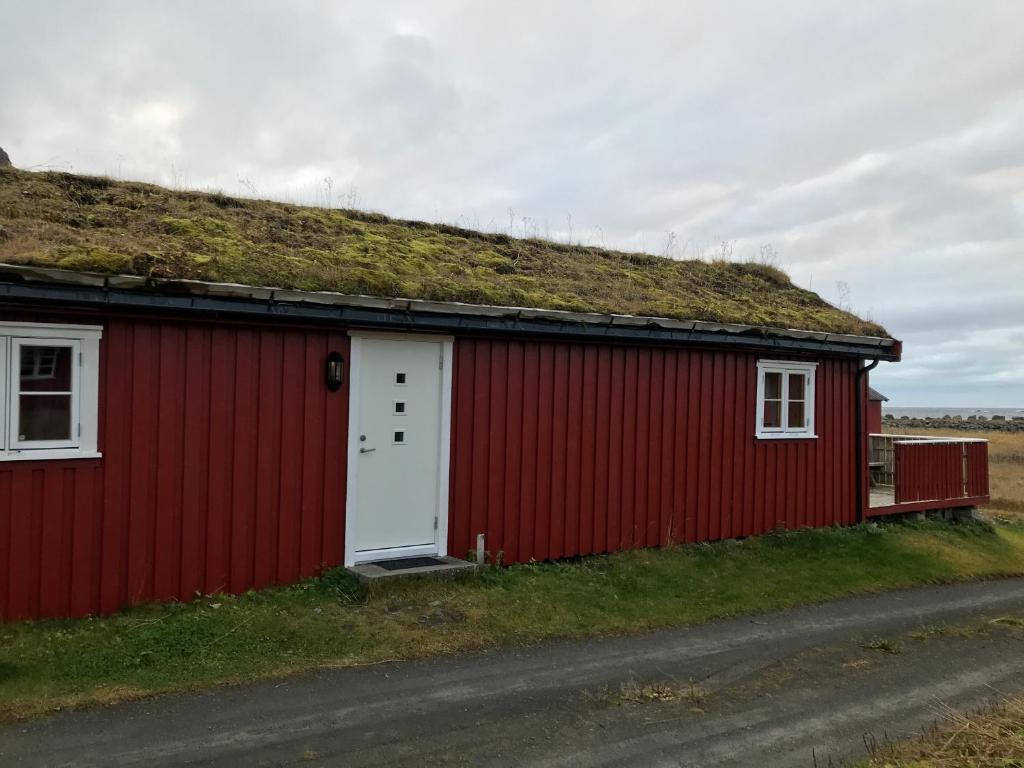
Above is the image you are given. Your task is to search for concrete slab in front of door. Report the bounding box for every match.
[347,555,477,584]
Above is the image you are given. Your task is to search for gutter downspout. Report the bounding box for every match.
[855,358,880,523]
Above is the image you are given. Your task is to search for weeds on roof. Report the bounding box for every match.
[0,167,887,336]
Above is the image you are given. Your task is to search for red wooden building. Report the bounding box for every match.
[866,387,887,435]
[0,203,990,623]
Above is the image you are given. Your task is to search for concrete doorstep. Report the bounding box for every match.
[346,555,477,584]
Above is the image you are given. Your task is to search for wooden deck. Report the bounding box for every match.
[868,483,988,517]
[866,433,990,518]
[869,487,896,508]
[867,491,989,517]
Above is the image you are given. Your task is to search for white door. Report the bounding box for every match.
[347,334,451,564]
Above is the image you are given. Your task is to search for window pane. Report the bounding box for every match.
[788,373,805,401]
[18,394,72,441]
[19,346,72,392]
[788,400,805,430]
[764,371,781,400]
[763,400,782,428]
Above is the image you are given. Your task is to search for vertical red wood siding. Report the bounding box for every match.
[0,316,349,621]
[449,338,859,563]
[3,310,870,621]
[866,399,883,435]
[965,442,989,498]
[895,440,990,504]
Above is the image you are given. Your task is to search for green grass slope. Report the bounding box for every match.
[0,168,886,336]
[0,521,1018,719]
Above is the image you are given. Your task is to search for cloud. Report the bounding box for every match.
[1,0,1022,405]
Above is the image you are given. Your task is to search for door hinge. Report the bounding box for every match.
[77,422,81,437]
[434,516,439,531]
[439,350,444,370]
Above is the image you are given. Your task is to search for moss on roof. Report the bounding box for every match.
[0,167,887,336]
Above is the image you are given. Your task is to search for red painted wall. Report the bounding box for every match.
[895,440,990,504]
[866,399,883,434]
[448,338,860,564]
[0,315,349,621]
[1,311,864,621]
[965,442,990,498]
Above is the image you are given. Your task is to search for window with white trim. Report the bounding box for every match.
[1,322,102,461]
[755,360,817,439]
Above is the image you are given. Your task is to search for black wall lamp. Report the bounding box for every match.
[325,352,345,391]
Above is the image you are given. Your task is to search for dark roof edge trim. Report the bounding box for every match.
[0,265,902,361]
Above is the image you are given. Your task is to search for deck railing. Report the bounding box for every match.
[869,434,989,506]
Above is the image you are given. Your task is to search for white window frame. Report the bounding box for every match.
[0,322,102,462]
[755,359,817,440]
[9,337,82,450]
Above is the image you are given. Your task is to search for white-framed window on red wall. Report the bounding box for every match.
[755,359,818,439]
[0,322,102,461]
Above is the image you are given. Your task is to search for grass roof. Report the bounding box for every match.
[0,167,887,337]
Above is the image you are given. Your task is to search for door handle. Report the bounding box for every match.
[360,447,376,454]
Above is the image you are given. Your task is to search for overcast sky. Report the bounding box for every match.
[3,1,1023,407]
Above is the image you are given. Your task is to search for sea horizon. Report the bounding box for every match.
[884,406,1024,419]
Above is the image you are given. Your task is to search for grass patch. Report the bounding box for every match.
[860,696,1024,767]
[860,638,903,655]
[595,679,708,708]
[992,498,1024,516]
[2,521,1024,720]
[0,166,885,335]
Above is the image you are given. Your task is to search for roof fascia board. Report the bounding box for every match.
[0,267,901,361]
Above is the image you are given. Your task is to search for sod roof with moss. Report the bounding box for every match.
[0,168,887,337]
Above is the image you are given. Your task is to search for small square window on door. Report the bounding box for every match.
[392,430,406,444]
[394,372,407,385]
[393,400,406,415]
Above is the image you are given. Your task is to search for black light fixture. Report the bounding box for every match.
[325,352,344,391]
